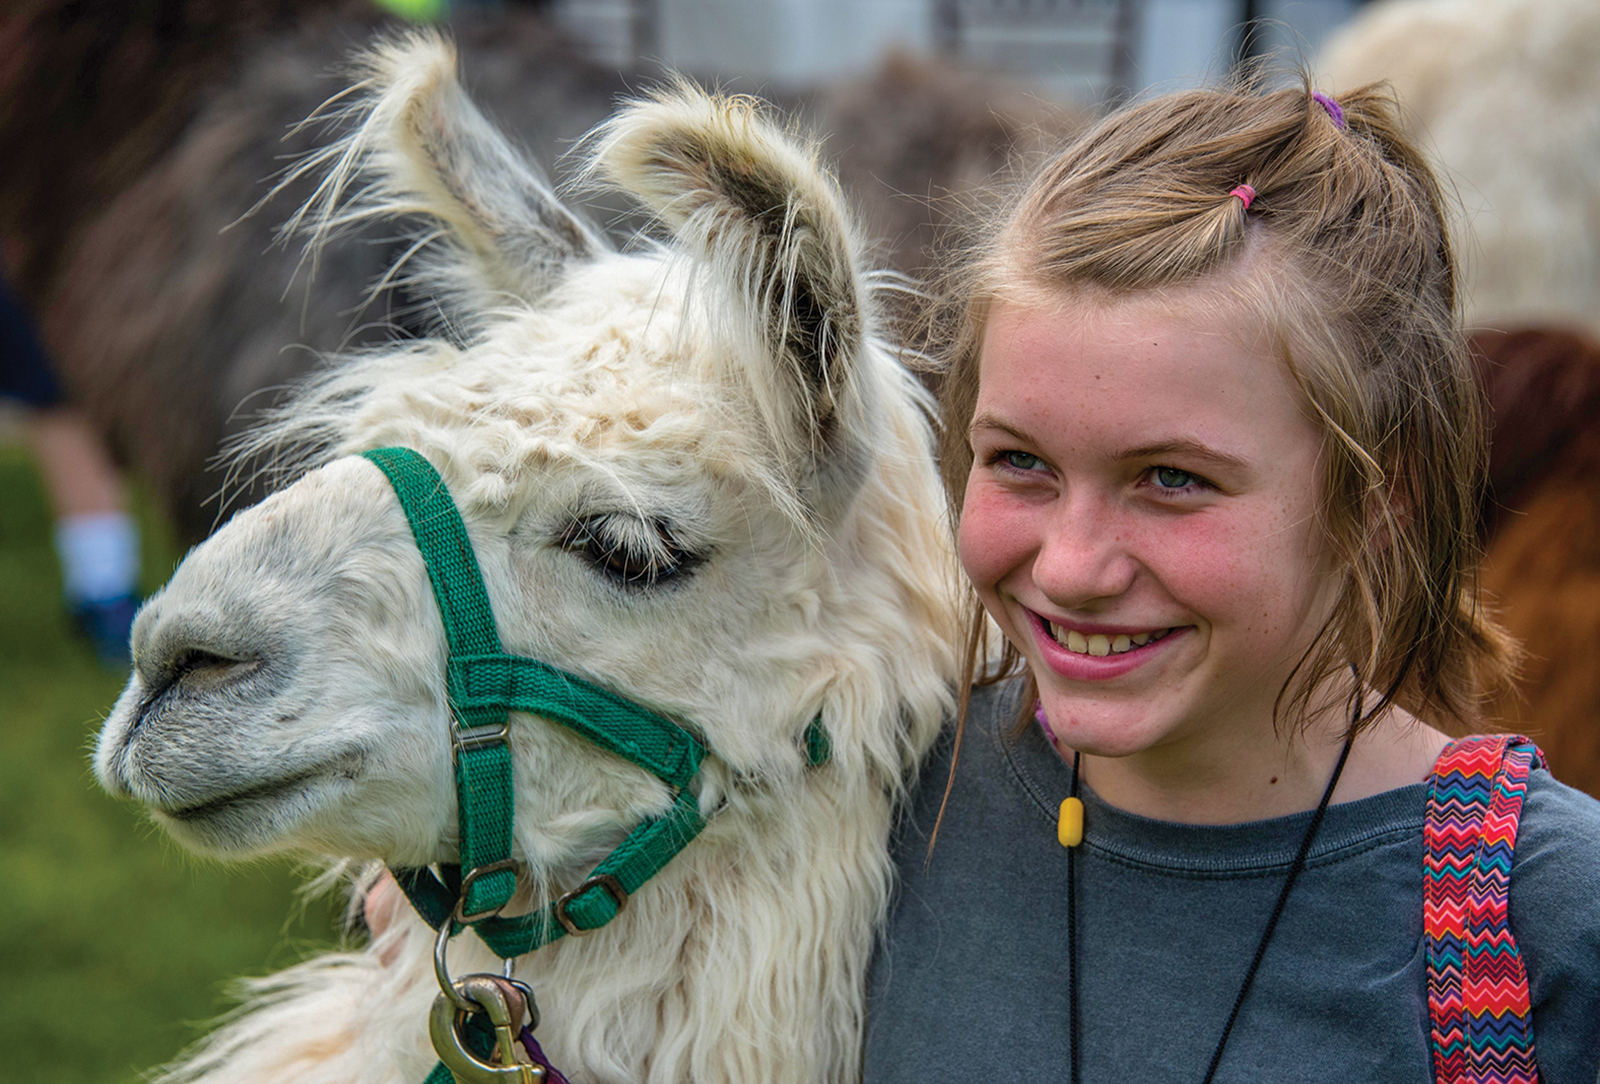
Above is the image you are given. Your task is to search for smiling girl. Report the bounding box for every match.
[866,80,1600,1083]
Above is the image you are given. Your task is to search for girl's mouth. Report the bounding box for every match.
[1040,619,1174,657]
[1024,611,1189,681]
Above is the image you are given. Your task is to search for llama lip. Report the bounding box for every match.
[158,752,364,824]
[161,770,323,822]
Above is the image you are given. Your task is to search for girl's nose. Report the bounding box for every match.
[1031,498,1138,608]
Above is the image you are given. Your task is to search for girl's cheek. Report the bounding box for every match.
[957,480,1038,596]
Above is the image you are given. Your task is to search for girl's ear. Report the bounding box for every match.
[278,31,604,337]
[1366,468,1411,556]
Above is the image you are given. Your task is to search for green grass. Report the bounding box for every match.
[0,444,338,1083]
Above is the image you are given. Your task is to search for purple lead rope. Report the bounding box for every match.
[517,1026,572,1084]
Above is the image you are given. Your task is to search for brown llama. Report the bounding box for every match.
[1474,328,1600,799]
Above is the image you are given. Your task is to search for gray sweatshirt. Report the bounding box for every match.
[865,680,1600,1083]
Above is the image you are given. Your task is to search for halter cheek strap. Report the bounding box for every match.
[363,446,830,958]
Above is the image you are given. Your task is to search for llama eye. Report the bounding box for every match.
[559,515,700,590]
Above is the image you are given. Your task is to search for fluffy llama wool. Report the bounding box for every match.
[1319,0,1600,340]
[94,32,959,1084]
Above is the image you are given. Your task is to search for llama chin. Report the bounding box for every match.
[93,30,959,1084]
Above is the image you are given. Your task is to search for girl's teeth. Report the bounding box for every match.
[1049,623,1171,655]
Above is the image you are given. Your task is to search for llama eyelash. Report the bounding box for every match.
[558,512,707,590]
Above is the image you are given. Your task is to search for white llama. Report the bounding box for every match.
[93,32,959,1084]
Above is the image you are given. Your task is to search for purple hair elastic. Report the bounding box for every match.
[1312,92,1347,129]
[1229,184,1257,210]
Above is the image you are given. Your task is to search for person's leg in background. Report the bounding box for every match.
[1,273,140,668]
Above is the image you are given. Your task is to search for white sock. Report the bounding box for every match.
[54,512,140,604]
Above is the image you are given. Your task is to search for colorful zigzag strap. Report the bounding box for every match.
[1424,734,1545,1084]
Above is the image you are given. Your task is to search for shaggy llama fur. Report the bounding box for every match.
[1319,0,1600,340]
[1473,327,1600,799]
[93,33,959,1084]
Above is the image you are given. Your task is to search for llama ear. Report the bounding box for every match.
[588,85,870,483]
[280,31,602,331]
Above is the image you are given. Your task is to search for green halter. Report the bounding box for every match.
[362,447,828,961]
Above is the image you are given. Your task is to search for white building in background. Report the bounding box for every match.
[551,0,1365,106]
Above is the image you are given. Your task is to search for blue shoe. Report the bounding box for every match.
[71,594,140,671]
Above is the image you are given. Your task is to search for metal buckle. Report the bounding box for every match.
[454,858,521,924]
[553,873,629,937]
[453,720,510,759]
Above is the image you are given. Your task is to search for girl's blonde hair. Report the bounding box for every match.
[937,75,1517,746]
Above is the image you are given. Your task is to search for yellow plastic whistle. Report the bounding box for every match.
[1058,796,1084,848]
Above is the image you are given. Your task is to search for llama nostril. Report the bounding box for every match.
[167,648,261,688]
[140,647,262,714]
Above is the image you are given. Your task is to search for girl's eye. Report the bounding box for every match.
[1001,451,1046,472]
[1149,466,1209,492]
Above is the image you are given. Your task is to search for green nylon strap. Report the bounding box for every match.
[450,654,703,791]
[394,786,706,956]
[804,714,831,768]
[361,448,504,713]
[365,446,518,917]
[392,712,825,956]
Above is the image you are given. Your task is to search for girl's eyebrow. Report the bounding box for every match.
[968,412,1032,443]
[1114,439,1251,473]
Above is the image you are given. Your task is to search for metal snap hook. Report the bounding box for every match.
[429,974,545,1084]
[436,860,522,1011]
[434,915,480,1012]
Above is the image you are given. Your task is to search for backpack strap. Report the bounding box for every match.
[1424,734,1547,1084]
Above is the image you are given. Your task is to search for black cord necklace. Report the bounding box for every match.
[1064,731,1355,1084]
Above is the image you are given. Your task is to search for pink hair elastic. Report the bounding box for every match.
[1312,92,1347,129]
[1229,184,1257,210]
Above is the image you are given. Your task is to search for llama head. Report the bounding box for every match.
[93,33,955,887]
